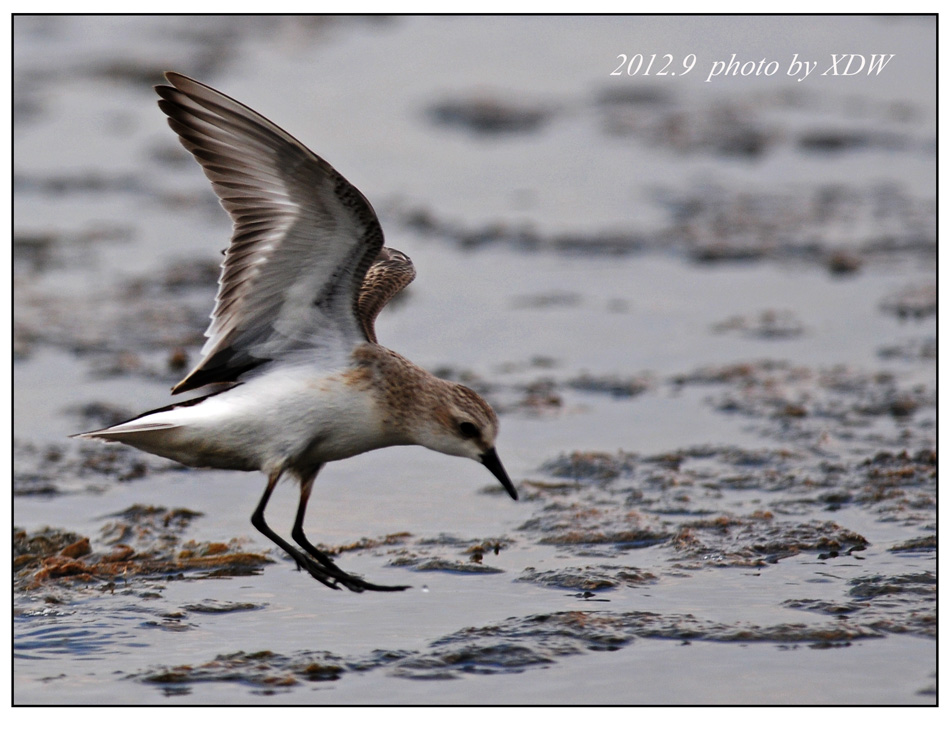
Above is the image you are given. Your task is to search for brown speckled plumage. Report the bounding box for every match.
[350,343,498,449]
[357,247,416,344]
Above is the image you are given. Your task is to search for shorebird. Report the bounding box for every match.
[74,72,518,592]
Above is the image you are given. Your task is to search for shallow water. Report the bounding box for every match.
[13,15,936,705]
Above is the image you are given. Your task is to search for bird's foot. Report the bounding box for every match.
[288,547,408,592]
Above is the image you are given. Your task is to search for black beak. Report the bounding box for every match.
[480,447,518,501]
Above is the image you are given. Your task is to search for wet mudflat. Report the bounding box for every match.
[13,16,935,704]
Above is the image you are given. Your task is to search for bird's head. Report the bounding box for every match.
[419,383,518,500]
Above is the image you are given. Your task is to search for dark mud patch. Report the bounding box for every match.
[390,557,506,575]
[394,83,934,264]
[181,600,266,614]
[431,363,653,417]
[888,535,936,553]
[877,336,936,364]
[674,183,934,265]
[564,372,650,399]
[395,609,885,681]
[711,309,806,339]
[880,283,937,320]
[14,257,217,366]
[132,604,890,694]
[395,202,649,254]
[14,284,205,372]
[13,229,136,278]
[428,93,553,136]
[599,92,773,158]
[14,438,184,496]
[392,178,934,263]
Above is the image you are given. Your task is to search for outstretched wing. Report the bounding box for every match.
[357,247,416,344]
[156,72,384,394]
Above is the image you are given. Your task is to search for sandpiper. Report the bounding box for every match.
[74,72,518,593]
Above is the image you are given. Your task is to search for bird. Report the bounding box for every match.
[73,72,518,593]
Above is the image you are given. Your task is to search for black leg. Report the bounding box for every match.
[292,467,409,593]
[250,470,340,590]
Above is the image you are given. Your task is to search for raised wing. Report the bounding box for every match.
[357,247,416,344]
[156,72,384,394]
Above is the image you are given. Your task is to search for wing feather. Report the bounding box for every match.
[156,72,385,394]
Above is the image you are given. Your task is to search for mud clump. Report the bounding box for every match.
[140,649,347,696]
[541,450,640,483]
[672,516,868,568]
[387,534,511,574]
[517,566,656,591]
[786,570,935,639]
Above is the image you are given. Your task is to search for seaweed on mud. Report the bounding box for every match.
[848,571,935,602]
[467,367,653,418]
[812,450,939,523]
[397,88,937,262]
[528,447,875,568]
[324,532,413,554]
[785,570,935,639]
[14,505,271,593]
[655,359,934,528]
[508,378,564,416]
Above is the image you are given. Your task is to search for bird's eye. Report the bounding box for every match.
[459,421,480,439]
